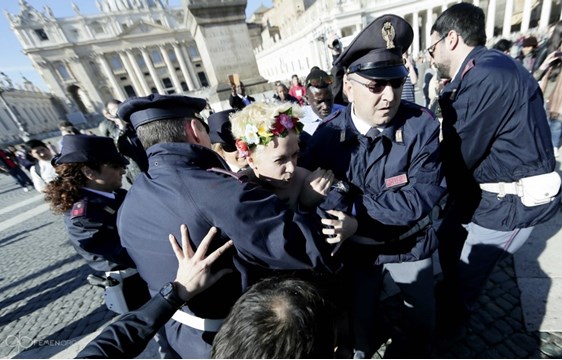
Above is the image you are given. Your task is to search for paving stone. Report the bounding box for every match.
[484,302,505,319]
[504,338,529,357]
[493,319,513,334]
[540,343,562,358]
[465,334,488,352]
[489,271,511,284]
[482,327,504,345]
[494,343,516,358]
[511,332,540,353]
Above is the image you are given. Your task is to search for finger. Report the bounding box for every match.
[326,235,342,244]
[203,239,233,265]
[321,218,336,226]
[194,227,218,260]
[168,234,184,263]
[181,224,195,259]
[322,227,336,236]
[326,210,345,220]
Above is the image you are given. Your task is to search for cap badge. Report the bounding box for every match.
[381,21,396,49]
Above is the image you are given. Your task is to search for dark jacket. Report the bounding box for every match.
[64,189,136,272]
[117,142,339,358]
[439,46,560,230]
[300,102,446,264]
[229,94,255,110]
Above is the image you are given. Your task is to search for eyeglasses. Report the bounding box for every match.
[348,77,406,94]
[427,34,447,58]
[306,75,334,88]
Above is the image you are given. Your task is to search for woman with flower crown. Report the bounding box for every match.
[230,101,356,243]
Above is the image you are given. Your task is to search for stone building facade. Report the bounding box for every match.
[251,0,562,82]
[0,82,66,145]
[6,0,266,114]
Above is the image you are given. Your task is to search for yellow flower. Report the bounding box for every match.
[257,123,270,138]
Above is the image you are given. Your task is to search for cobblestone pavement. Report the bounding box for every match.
[371,256,562,358]
[1,169,562,359]
[0,175,117,358]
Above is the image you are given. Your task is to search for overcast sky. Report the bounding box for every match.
[0,0,272,91]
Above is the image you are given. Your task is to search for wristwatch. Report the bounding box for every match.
[159,282,186,308]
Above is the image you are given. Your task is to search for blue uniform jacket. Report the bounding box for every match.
[117,142,339,358]
[439,46,560,230]
[64,189,136,272]
[300,102,446,263]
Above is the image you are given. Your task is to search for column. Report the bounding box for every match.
[503,0,514,37]
[172,42,195,90]
[180,43,202,88]
[160,45,183,94]
[426,8,434,50]
[473,0,479,7]
[119,51,143,96]
[412,11,420,56]
[539,0,552,30]
[125,50,151,95]
[521,0,532,33]
[97,54,127,100]
[486,0,496,40]
[141,47,165,94]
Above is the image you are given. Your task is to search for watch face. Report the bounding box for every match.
[161,282,174,297]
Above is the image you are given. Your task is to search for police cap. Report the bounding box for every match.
[334,14,413,80]
[208,109,237,152]
[118,94,207,130]
[54,134,129,166]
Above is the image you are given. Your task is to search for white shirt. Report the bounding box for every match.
[30,159,58,192]
[300,106,322,135]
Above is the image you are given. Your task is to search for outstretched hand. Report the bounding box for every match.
[168,225,234,302]
[321,210,358,244]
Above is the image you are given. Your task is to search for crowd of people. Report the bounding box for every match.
[2,3,562,358]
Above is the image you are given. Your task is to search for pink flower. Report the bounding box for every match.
[278,114,294,129]
[236,139,249,158]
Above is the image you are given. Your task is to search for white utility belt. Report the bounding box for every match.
[479,171,561,207]
[172,310,224,332]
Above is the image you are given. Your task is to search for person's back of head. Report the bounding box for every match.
[117,94,208,149]
[493,39,513,53]
[211,277,335,359]
[431,3,486,47]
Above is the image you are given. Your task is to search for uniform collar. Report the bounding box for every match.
[82,187,115,199]
[340,105,405,143]
[146,142,228,170]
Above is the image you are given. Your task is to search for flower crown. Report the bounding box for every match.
[235,108,304,158]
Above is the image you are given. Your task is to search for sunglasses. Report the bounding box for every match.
[348,77,406,94]
[306,75,334,88]
[428,34,447,58]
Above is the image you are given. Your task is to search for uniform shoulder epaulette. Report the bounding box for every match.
[207,167,248,183]
[320,109,342,126]
[70,199,88,219]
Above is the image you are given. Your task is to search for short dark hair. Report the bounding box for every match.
[25,139,47,150]
[493,39,513,52]
[135,118,189,149]
[431,3,486,47]
[211,277,335,359]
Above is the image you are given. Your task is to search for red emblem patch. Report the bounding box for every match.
[71,201,86,218]
[385,174,408,188]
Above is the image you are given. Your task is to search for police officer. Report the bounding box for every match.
[44,135,135,272]
[429,3,561,333]
[116,94,340,358]
[299,15,446,357]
